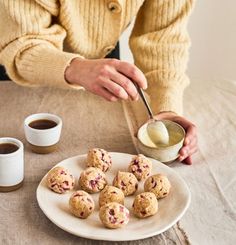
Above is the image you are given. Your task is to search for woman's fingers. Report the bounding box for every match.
[115,61,147,90]
[66,58,147,102]
[179,136,198,160]
[184,124,197,145]
[181,124,198,161]
[173,117,198,160]
[178,146,198,162]
[183,156,193,165]
[109,69,139,101]
[180,136,198,154]
[101,78,129,100]
[95,87,118,102]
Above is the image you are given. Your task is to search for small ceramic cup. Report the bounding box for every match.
[137,120,185,163]
[24,113,62,154]
[0,137,24,192]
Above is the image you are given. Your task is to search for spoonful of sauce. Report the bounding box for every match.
[135,84,169,146]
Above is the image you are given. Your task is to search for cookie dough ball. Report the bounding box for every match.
[87,148,112,172]
[46,166,75,194]
[128,154,152,181]
[99,185,125,207]
[69,190,95,219]
[99,202,130,229]
[144,174,171,199]
[113,171,138,196]
[79,167,107,193]
[132,192,158,218]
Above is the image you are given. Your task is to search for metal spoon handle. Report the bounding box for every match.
[135,85,154,119]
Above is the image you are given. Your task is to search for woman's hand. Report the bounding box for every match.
[65,58,147,102]
[154,112,198,165]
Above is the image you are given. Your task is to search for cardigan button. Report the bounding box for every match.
[107,2,122,13]
[103,45,115,55]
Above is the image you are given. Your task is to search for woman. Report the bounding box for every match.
[0,0,197,164]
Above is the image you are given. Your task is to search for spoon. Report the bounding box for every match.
[135,85,154,119]
[146,121,169,145]
[135,85,169,145]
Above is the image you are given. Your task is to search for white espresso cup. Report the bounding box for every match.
[0,137,24,192]
[24,113,62,154]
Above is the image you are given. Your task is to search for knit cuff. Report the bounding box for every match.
[145,71,190,116]
[149,86,184,116]
[16,44,83,89]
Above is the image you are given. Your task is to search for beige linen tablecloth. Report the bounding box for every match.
[123,78,236,245]
[0,81,188,245]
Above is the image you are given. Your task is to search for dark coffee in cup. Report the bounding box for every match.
[29,119,57,130]
[24,113,62,154]
[0,143,19,154]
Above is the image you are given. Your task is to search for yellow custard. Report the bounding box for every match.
[139,123,184,148]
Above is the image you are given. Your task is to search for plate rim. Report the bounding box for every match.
[36,152,191,241]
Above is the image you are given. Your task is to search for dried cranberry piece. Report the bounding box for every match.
[109,216,117,224]
[152,182,157,188]
[89,180,97,188]
[109,209,115,215]
[141,211,147,216]
[63,181,69,186]
[121,181,126,187]
[133,160,139,165]
[60,170,66,175]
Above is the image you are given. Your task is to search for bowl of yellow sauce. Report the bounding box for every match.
[137,120,185,163]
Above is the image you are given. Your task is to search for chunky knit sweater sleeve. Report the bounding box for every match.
[129,0,195,115]
[0,0,195,115]
[0,0,81,88]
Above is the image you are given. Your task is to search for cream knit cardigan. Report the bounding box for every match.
[0,0,195,115]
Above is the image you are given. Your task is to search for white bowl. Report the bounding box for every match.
[137,120,185,163]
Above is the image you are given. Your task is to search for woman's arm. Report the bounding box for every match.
[130,0,197,163]
[129,0,196,115]
[0,0,147,100]
[0,0,81,88]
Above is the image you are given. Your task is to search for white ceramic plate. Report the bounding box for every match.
[36,152,190,241]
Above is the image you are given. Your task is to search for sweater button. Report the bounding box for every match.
[107,2,121,13]
[103,45,115,55]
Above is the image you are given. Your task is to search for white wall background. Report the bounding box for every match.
[120,0,236,80]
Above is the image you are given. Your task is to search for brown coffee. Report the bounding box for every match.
[29,119,57,130]
[0,143,19,154]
